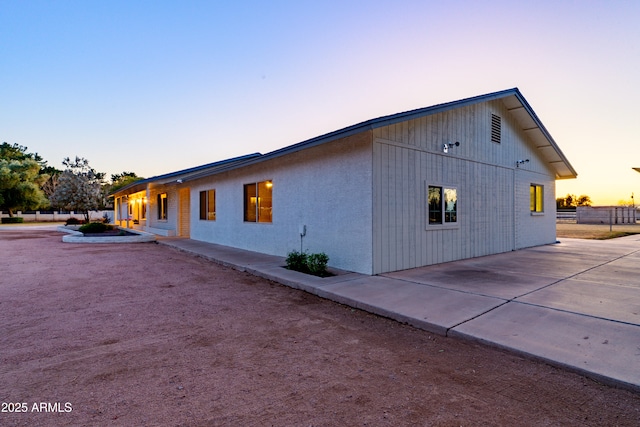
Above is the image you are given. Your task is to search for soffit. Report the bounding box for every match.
[502,93,577,180]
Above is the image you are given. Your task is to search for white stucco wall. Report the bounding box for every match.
[145,185,179,236]
[189,133,374,274]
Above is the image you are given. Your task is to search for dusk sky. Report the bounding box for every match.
[2,1,639,205]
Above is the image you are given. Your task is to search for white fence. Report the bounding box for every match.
[576,206,637,224]
[0,210,115,223]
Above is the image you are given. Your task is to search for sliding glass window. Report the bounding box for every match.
[244,180,272,223]
[428,185,457,225]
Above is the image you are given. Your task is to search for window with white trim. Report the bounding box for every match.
[428,186,457,224]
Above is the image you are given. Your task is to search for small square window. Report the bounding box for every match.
[244,180,272,223]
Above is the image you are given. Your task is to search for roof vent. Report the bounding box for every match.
[491,114,501,143]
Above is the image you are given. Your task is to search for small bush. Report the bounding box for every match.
[286,251,308,273]
[66,218,83,225]
[307,253,329,276]
[286,250,330,277]
[79,222,112,234]
[1,217,24,224]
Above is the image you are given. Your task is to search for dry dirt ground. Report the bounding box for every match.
[1,228,639,426]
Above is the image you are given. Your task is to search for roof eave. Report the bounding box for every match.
[512,91,578,179]
[110,152,262,196]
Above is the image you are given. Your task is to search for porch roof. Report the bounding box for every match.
[111,153,261,196]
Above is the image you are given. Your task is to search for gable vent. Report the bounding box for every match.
[491,114,501,143]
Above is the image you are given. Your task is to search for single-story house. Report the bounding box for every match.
[112,88,577,275]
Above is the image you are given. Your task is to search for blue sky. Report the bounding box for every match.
[2,1,639,205]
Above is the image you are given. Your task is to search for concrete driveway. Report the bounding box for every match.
[333,236,640,390]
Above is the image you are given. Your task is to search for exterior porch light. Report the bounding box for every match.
[442,141,460,153]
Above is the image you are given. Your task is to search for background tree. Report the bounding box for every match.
[617,198,636,207]
[109,172,141,192]
[0,142,49,217]
[40,165,63,204]
[50,157,105,222]
[99,172,143,210]
[575,195,592,207]
[556,193,592,209]
[556,194,576,209]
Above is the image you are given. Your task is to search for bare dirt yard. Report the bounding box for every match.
[1,228,639,426]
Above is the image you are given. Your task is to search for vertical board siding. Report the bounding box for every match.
[372,99,555,274]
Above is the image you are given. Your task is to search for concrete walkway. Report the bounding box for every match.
[157,235,640,391]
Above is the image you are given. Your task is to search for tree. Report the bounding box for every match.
[556,193,592,209]
[98,172,143,210]
[40,165,63,202]
[575,195,592,207]
[617,198,636,207]
[50,157,105,222]
[108,171,142,193]
[0,143,49,217]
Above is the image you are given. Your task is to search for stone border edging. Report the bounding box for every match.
[57,225,156,243]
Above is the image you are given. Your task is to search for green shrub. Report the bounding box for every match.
[307,253,329,276]
[65,218,83,225]
[79,222,112,234]
[1,217,24,224]
[286,250,308,273]
[286,250,330,277]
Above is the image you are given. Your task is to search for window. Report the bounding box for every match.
[158,193,168,220]
[428,186,457,224]
[491,114,501,143]
[244,180,272,223]
[199,189,216,220]
[530,184,544,213]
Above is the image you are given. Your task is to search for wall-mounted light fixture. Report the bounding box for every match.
[516,159,530,167]
[443,141,460,154]
[176,179,183,183]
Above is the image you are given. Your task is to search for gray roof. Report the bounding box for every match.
[111,152,261,195]
[114,88,576,195]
